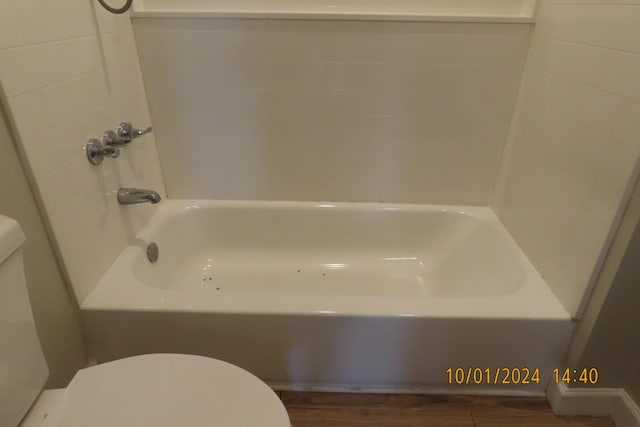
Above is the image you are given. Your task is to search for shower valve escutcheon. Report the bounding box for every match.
[86,138,120,165]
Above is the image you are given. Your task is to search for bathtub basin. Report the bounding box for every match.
[82,200,572,393]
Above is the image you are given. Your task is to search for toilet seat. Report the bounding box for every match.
[37,354,290,427]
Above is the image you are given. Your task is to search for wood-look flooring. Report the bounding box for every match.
[280,392,615,426]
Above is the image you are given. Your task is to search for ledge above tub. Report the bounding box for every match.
[131,0,538,23]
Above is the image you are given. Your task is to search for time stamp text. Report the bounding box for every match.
[446,367,599,385]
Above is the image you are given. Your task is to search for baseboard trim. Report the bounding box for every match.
[270,382,544,397]
[547,382,640,427]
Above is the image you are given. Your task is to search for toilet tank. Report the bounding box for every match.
[0,215,48,427]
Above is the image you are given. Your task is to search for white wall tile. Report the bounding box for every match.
[577,129,638,223]
[12,0,96,44]
[45,184,131,302]
[611,99,640,152]
[537,4,640,53]
[0,0,165,302]
[141,59,523,93]
[0,37,102,97]
[595,48,640,103]
[42,72,110,126]
[527,38,601,86]
[101,30,141,69]
[21,119,85,179]
[492,0,640,318]
[8,90,54,141]
[136,18,530,204]
[0,1,24,48]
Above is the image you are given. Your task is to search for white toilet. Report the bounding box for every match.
[0,215,290,427]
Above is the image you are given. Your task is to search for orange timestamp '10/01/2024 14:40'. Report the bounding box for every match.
[446,367,599,385]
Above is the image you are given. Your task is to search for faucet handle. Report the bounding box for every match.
[86,138,120,165]
[117,122,152,141]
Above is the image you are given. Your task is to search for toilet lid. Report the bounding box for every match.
[42,354,290,427]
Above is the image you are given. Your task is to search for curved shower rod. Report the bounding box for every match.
[96,0,133,14]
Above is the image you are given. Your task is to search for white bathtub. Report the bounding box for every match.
[82,200,572,393]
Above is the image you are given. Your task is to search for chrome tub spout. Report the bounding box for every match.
[117,188,162,205]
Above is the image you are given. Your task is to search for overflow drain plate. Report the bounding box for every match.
[147,242,159,263]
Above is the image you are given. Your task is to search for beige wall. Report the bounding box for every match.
[628,367,640,404]
[491,0,640,318]
[0,1,165,303]
[134,18,530,204]
[566,177,640,404]
[573,221,640,387]
[0,97,85,387]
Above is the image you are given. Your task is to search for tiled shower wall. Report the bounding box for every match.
[492,0,640,317]
[0,1,165,303]
[134,19,531,204]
